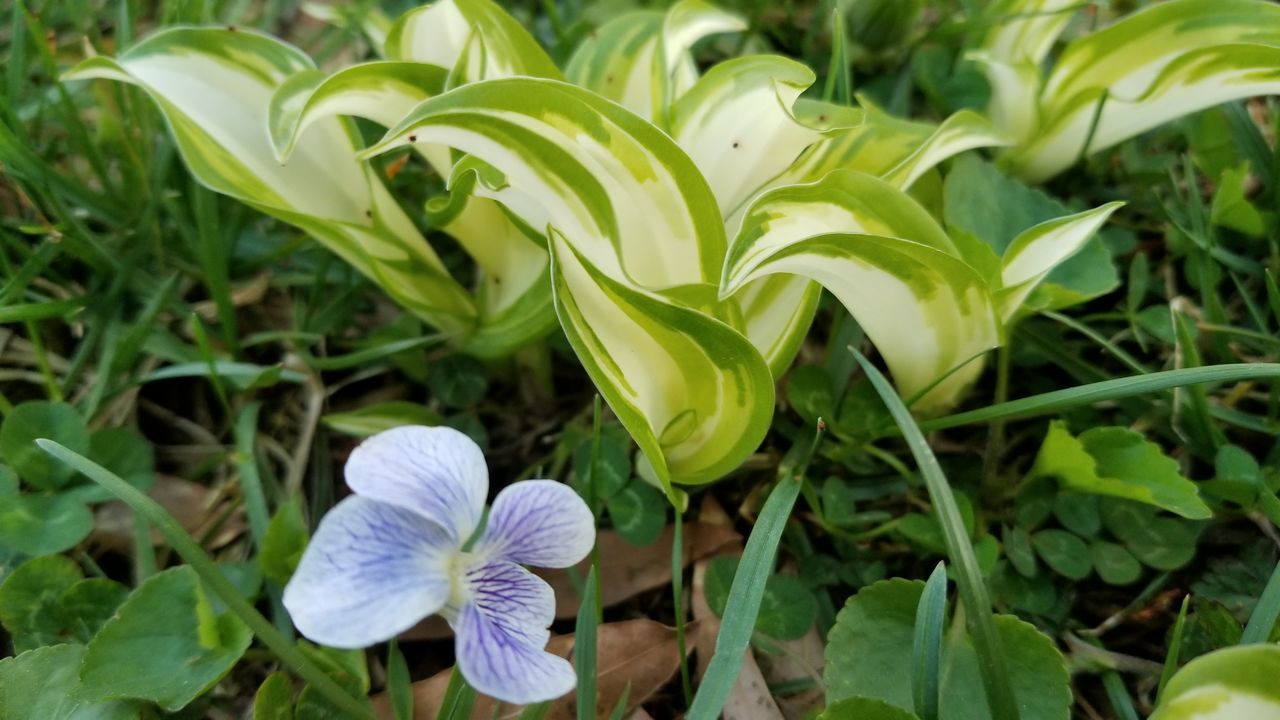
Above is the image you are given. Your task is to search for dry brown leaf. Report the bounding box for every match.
[91,474,245,552]
[376,619,687,720]
[401,522,738,641]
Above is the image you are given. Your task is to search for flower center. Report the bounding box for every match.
[439,549,482,624]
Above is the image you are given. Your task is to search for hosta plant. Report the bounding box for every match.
[66,0,1120,499]
[974,0,1280,182]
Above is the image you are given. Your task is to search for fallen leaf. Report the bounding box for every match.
[401,522,738,640]
[376,619,687,720]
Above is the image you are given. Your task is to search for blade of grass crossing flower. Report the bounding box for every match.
[686,422,821,720]
[912,562,947,720]
[436,667,477,720]
[921,364,1280,431]
[1241,558,1280,644]
[34,440,375,720]
[387,640,413,720]
[852,350,1020,720]
[575,566,599,720]
[1158,595,1192,703]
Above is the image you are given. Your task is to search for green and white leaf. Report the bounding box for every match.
[364,78,772,490]
[1151,644,1280,720]
[302,1,392,55]
[724,170,998,413]
[63,27,477,338]
[566,0,745,124]
[979,0,1081,67]
[383,0,561,81]
[998,0,1280,181]
[997,201,1123,321]
[779,102,1010,191]
[550,231,773,493]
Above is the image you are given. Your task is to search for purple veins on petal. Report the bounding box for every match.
[464,559,556,645]
[454,592,576,705]
[474,479,595,568]
[344,425,488,544]
[282,495,453,649]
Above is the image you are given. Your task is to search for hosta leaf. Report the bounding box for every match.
[979,0,1080,67]
[671,55,824,217]
[781,102,1010,191]
[566,0,745,124]
[997,201,1124,321]
[724,170,998,413]
[267,61,449,168]
[363,77,727,291]
[1031,421,1212,520]
[266,62,555,357]
[824,578,1071,720]
[1151,644,1280,720]
[1004,0,1280,181]
[64,28,477,338]
[383,0,560,81]
[549,231,773,492]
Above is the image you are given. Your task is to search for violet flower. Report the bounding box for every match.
[283,426,595,704]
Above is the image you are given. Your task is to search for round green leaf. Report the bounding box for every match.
[757,574,817,642]
[1052,491,1101,537]
[1090,540,1142,586]
[1003,526,1038,578]
[427,354,488,408]
[1031,529,1092,580]
[573,434,631,502]
[820,696,922,720]
[824,578,1071,720]
[0,401,90,490]
[787,364,835,425]
[0,554,83,652]
[0,493,94,557]
[78,566,253,712]
[606,480,665,547]
[0,645,141,720]
[1127,518,1198,571]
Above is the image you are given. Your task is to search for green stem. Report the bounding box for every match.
[673,511,693,707]
[36,439,374,720]
[853,352,1020,720]
[921,364,1280,432]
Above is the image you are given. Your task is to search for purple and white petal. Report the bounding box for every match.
[472,480,595,568]
[462,559,556,645]
[282,496,453,648]
[453,564,573,704]
[344,426,487,544]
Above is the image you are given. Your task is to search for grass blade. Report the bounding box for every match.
[35,439,375,720]
[912,561,947,720]
[1157,595,1192,702]
[921,364,1280,431]
[387,640,413,720]
[1241,557,1280,645]
[686,422,821,720]
[436,667,477,720]
[575,565,599,720]
[853,350,1020,720]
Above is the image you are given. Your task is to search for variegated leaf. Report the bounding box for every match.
[997,202,1124,321]
[1151,645,1280,720]
[364,78,771,489]
[724,170,998,413]
[779,102,1010,191]
[550,230,773,493]
[1000,0,1280,181]
[383,0,561,81]
[566,0,745,124]
[64,27,477,338]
